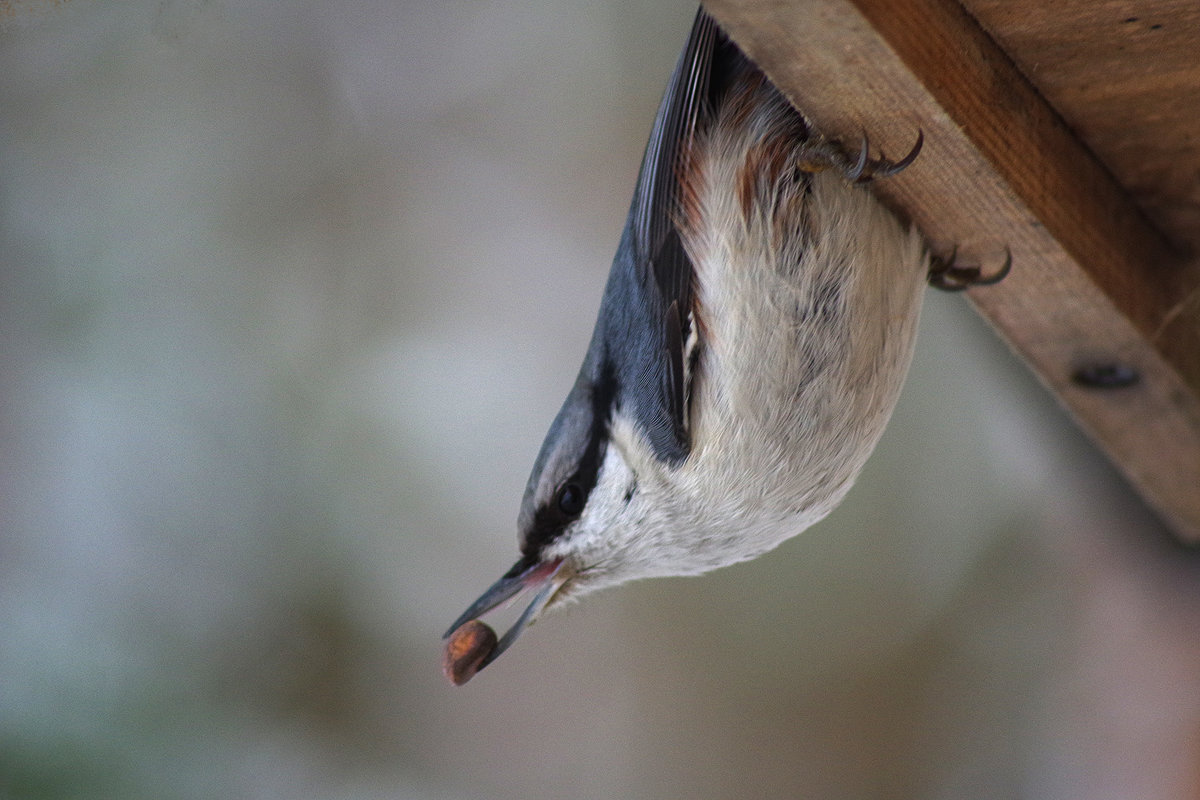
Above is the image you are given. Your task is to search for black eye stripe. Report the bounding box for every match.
[520,363,615,558]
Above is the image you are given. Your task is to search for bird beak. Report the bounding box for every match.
[443,557,569,677]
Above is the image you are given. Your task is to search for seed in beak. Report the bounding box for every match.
[442,619,499,686]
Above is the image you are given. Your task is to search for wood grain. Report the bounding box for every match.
[963,0,1200,256]
[703,0,1200,539]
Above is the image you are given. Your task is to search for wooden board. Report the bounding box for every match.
[703,0,1200,540]
[964,0,1200,256]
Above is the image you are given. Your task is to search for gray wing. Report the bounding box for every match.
[631,8,717,272]
[516,10,731,554]
[608,8,721,465]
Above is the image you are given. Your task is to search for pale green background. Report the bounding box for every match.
[3,2,1199,798]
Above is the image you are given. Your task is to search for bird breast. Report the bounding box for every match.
[657,83,930,568]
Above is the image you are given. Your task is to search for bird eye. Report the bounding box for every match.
[557,482,585,517]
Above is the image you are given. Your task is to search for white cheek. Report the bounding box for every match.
[543,440,643,564]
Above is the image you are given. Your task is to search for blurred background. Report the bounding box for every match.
[3,1,1200,798]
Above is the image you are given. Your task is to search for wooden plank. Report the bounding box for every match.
[962,0,1200,255]
[703,0,1200,540]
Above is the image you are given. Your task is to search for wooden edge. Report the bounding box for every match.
[704,0,1200,540]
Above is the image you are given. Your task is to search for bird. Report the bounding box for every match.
[442,6,1007,685]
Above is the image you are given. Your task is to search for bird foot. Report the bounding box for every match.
[927,247,1012,291]
[844,130,924,183]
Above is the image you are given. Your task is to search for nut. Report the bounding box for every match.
[442,619,498,686]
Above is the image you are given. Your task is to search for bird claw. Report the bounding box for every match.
[845,130,924,183]
[844,133,872,182]
[927,247,1012,291]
